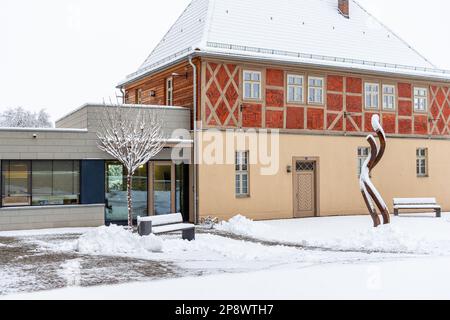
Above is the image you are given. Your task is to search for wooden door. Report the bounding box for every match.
[293,161,316,218]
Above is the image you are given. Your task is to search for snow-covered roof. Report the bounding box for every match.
[120,0,450,86]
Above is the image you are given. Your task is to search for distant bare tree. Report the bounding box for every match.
[0,107,52,128]
[97,104,165,227]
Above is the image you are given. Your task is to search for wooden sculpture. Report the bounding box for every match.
[359,115,390,227]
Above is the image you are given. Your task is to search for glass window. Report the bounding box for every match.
[166,77,173,105]
[154,164,172,215]
[308,77,324,104]
[105,161,148,223]
[243,71,261,100]
[416,148,428,177]
[382,85,396,110]
[357,147,370,176]
[414,87,428,112]
[235,151,249,196]
[31,161,80,206]
[365,83,379,109]
[1,161,31,207]
[287,74,304,103]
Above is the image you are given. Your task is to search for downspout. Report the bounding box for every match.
[188,56,198,224]
[119,87,126,104]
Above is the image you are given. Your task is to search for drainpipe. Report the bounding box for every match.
[188,56,198,224]
[119,87,126,104]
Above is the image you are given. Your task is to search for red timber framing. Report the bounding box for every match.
[200,58,450,138]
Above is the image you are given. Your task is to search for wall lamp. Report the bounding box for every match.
[149,90,156,97]
[286,165,292,173]
[171,72,188,79]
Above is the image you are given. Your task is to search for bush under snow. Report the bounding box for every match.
[75,225,162,256]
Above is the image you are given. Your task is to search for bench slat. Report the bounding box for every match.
[394,205,441,209]
[393,198,437,205]
[138,213,183,226]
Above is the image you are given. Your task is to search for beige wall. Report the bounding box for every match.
[198,131,450,221]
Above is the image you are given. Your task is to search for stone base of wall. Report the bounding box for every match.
[0,204,105,231]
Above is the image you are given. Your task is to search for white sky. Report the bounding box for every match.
[1,0,449,123]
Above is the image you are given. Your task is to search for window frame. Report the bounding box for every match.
[1,160,80,208]
[382,84,396,111]
[235,151,250,197]
[364,82,380,110]
[413,87,428,113]
[166,77,174,106]
[243,70,262,101]
[416,148,428,177]
[286,74,305,104]
[357,147,370,177]
[308,76,324,105]
[135,88,143,104]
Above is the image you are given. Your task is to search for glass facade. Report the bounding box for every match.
[105,161,148,223]
[1,160,80,207]
[154,164,172,215]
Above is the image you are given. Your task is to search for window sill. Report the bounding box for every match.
[307,102,324,107]
[236,195,250,199]
[417,175,429,178]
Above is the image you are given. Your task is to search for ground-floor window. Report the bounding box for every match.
[416,148,428,177]
[357,147,370,176]
[1,160,80,207]
[105,161,189,224]
[235,151,249,197]
[105,161,148,223]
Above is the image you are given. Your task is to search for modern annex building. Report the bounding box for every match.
[0,0,449,230]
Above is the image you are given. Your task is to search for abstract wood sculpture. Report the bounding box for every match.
[359,115,390,227]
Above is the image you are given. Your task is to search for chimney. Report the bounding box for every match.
[338,0,350,18]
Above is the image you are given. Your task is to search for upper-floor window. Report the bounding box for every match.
[166,77,174,105]
[357,147,370,176]
[382,84,396,110]
[414,87,428,112]
[416,148,428,177]
[235,151,249,197]
[287,74,304,103]
[243,71,261,100]
[365,83,379,109]
[135,88,142,104]
[308,76,324,104]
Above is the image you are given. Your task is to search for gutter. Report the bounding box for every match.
[188,56,199,225]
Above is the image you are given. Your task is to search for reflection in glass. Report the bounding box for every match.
[1,161,31,206]
[105,161,147,223]
[32,161,80,206]
[154,164,172,215]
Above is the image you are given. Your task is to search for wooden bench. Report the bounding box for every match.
[137,213,195,241]
[393,198,441,218]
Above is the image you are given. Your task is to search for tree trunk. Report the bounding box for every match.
[127,174,133,227]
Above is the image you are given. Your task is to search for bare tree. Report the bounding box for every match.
[97,104,165,227]
[0,107,52,128]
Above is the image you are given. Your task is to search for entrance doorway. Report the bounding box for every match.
[293,159,318,218]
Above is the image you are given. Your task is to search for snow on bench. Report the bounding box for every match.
[393,198,441,218]
[137,213,195,241]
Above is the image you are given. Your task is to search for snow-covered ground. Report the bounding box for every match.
[2,213,450,299]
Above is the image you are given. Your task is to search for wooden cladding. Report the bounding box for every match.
[124,59,201,126]
[201,59,450,137]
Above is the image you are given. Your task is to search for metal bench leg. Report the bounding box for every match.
[436,208,442,218]
[394,209,399,216]
[182,228,195,241]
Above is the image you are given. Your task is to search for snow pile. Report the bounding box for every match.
[217,215,430,254]
[216,215,274,239]
[75,225,163,255]
[321,224,425,254]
